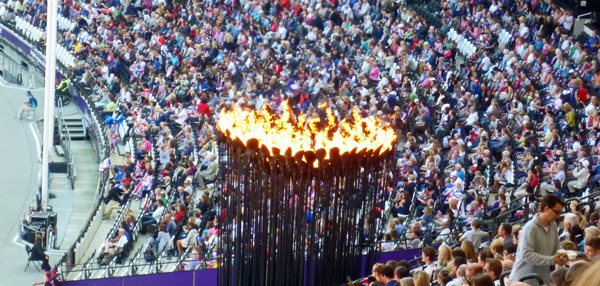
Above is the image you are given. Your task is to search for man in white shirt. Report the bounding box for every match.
[465,106,480,126]
[140,200,165,234]
[102,228,128,264]
[560,11,574,31]
[433,221,452,243]
[447,264,467,286]
[479,52,491,72]
[421,247,439,279]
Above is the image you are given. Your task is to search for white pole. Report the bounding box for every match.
[41,0,58,211]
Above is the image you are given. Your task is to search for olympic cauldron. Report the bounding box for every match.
[215,102,396,286]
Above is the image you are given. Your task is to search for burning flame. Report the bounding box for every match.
[217,101,397,162]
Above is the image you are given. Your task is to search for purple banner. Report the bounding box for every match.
[195,269,218,286]
[60,249,422,286]
[123,271,195,286]
[379,248,423,267]
[62,269,219,286]
[61,277,122,286]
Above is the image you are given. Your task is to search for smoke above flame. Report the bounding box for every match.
[217,101,397,161]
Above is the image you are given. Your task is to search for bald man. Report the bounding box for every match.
[465,264,483,286]
[502,260,514,272]
[447,264,467,286]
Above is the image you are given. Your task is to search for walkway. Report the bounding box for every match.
[0,85,63,285]
[0,84,102,285]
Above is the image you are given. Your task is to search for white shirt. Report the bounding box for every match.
[423,263,439,280]
[435,228,451,242]
[101,65,110,80]
[152,206,165,222]
[480,56,491,71]
[116,235,129,248]
[447,277,464,286]
[175,109,188,125]
[466,112,479,126]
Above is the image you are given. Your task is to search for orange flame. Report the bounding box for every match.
[217,101,397,161]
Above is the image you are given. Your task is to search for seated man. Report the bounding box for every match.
[584,237,600,261]
[195,154,218,189]
[101,228,128,264]
[104,182,131,219]
[14,91,38,120]
[139,199,165,234]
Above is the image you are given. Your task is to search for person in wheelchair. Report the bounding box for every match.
[55,77,71,106]
[55,77,69,96]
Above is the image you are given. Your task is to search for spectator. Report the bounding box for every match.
[194,154,218,189]
[101,228,128,264]
[438,267,454,286]
[379,265,396,286]
[462,240,478,264]
[495,223,514,249]
[420,247,438,279]
[472,274,494,286]
[413,271,430,286]
[460,219,488,251]
[139,199,165,235]
[154,224,170,254]
[584,237,600,261]
[465,264,484,285]
[104,182,131,219]
[447,264,467,286]
[483,258,502,285]
[550,267,568,286]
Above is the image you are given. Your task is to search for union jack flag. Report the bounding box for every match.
[401,112,407,121]
[99,158,111,174]
[451,189,463,201]
[443,183,454,197]
[132,180,144,197]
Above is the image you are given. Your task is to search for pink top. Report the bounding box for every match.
[369,66,380,81]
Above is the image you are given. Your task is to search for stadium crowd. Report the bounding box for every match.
[5,0,600,283]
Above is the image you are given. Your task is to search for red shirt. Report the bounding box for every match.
[272,63,282,77]
[529,176,539,188]
[174,210,185,223]
[579,87,588,104]
[197,103,211,117]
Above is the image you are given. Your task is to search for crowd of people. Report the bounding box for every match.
[4,0,600,283]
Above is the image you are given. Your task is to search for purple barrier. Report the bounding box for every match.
[379,248,423,267]
[123,271,195,286]
[61,269,218,286]
[195,269,218,286]
[60,277,122,286]
[61,249,420,286]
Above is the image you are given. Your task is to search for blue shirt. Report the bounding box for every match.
[29,96,37,108]
[456,170,465,182]
[395,224,403,235]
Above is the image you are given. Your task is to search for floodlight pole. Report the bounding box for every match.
[41,0,58,211]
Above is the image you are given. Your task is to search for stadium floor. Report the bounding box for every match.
[0,84,99,284]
